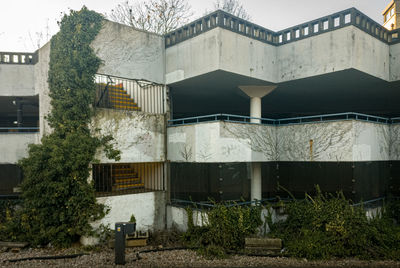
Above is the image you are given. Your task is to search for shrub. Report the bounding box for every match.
[183,203,262,258]
[268,186,400,260]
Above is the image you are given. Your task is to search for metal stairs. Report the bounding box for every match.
[112,164,144,191]
[96,83,141,111]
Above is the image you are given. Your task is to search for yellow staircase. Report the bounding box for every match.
[112,164,144,191]
[97,83,141,111]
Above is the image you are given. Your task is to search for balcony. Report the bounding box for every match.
[167,113,397,163]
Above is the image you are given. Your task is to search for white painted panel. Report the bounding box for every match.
[92,109,165,163]
[0,133,39,164]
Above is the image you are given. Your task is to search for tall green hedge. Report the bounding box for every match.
[1,7,119,247]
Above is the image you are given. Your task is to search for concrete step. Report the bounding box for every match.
[245,238,282,250]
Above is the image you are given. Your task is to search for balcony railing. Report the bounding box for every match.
[95,74,167,114]
[168,112,396,127]
[0,127,39,133]
[93,162,166,197]
[0,52,38,65]
[165,8,400,48]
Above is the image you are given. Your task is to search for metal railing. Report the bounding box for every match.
[171,196,386,209]
[165,8,400,48]
[0,127,39,133]
[168,112,396,127]
[93,163,166,197]
[0,52,38,65]
[168,113,275,126]
[95,74,167,114]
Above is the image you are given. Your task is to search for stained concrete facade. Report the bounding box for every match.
[168,120,395,163]
[166,26,397,85]
[1,7,400,232]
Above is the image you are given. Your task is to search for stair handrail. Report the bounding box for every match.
[96,75,114,107]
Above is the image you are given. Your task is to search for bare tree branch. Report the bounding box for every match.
[213,0,251,20]
[108,0,193,35]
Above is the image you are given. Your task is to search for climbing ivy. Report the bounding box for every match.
[0,7,119,247]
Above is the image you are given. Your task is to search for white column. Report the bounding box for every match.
[250,97,262,123]
[239,85,277,203]
[251,162,262,202]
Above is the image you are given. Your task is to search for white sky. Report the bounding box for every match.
[0,0,390,52]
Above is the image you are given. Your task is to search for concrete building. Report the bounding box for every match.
[1,5,400,232]
[383,0,400,30]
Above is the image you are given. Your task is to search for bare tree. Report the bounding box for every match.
[213,0,251,20]
[108,0,193,35]
[27,19,52,50]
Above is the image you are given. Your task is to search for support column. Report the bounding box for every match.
[251,162,262,202]
[250,97,262,123]
[239,85,277,203]
[15,98,23,128]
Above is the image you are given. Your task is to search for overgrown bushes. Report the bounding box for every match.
[182,189,400,260]
[182,203,262,258]
[268,187,400,260]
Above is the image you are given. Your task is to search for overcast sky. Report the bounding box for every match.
[0,0,390,52]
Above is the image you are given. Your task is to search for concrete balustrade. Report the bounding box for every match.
[0,52,38,65]
[165,8,399,48]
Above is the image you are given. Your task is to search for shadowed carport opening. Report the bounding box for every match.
[169,69,400,119]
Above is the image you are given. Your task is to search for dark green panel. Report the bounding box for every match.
[0,164,22,195]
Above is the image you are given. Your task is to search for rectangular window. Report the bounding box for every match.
[323,20,329,30]
[345,14,351,24]
[303,26,309,36]
[334,17,340,27]
[313,23,319,33]
[286,32,291,41]
[295,29,300,38]
[279,34,283,43]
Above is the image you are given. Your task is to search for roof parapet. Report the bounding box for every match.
[165,8,400,48]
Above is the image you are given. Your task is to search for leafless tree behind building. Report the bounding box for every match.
[213,0,251,20]
[108,0,193,35]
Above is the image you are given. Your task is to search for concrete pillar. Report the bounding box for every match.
[251,162,262,202]
[239,85,277,203]
[15,98,23,128]
[239,85,277,123]
[250,97,262,123]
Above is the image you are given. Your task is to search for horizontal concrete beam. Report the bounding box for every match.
[166,26,397,84]
[167,120,396,163]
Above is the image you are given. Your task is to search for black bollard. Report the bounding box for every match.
[115,222,136,265]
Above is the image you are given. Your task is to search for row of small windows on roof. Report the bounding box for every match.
[278,14,351,43]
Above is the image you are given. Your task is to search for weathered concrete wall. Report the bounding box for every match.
[34,41,52,138]
[277,26,389,82]
[92,109,165,163]
[167,121,276,163]
[352,121,389,161]
[0,133,39,164]
[218,28,277,82]
[277,121,354,162]
[166,26,393,84]
[390,123,400,160]
[95,191,166,231]
[168,120,391,163]
[166,205,207,232]
[0,64,35,96]
[166,28,220,84]
[92,21,165,84]
[389,42,400,81]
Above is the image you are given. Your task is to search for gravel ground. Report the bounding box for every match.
[1,246,400,268]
